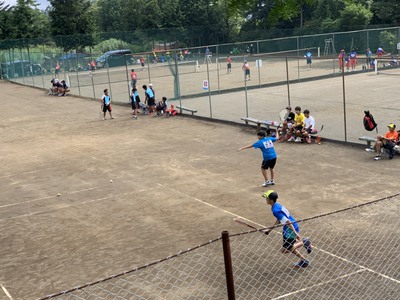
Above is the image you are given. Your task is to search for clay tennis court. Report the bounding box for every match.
[0,80,399,299]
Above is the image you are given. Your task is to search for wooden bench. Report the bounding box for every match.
[359,136,376,148]
[240,117,279,131]
[176,105,197,115]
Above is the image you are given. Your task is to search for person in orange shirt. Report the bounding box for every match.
[227,56,232,74]
[242,60,250,80]
[374,123,399,160]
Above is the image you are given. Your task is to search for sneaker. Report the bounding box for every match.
[133,115,138,119]
[365,148,374,152]
[262,181,270,187]
[295,137,302,143]
[102,117,106,120]
[303,238,312,254]
[294,259,310,268]
[269,180,275,185]
[287,136,295,142]
[374,155,382,161]
[111,116,115,119]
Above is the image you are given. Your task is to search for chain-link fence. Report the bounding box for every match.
[2,26,400,144]
[38,193,400,299]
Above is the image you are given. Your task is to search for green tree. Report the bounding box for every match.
[372,0,400,25]
[379,31,397,53]
[305,0,343,29]
[337,2,373,30]
[159,0,182,28]
[48,0,95,51]
[0,1,13,40]
[96,0,129,32]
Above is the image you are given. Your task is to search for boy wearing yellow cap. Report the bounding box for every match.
[263,190,312,268]
[374,123,398,160]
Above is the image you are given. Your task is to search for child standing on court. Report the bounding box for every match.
[130,87,140,119]
[227,56,232,73]
[242,60,251,80]
[238,130,279,187]
[101,88,115,120]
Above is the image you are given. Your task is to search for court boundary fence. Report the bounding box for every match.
[38,192,400,300]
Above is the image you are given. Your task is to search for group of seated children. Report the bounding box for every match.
[49,79,70,96]
[371,123,399,160]
[280,106,317,143]
[129,84,177,119]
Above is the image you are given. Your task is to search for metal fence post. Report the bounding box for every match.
[206,56,213,118]
[285,56,291,107]
[222,231,236,300]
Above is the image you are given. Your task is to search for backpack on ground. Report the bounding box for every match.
[363,110,377,132]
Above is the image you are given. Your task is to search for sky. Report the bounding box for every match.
[3,0,49,10]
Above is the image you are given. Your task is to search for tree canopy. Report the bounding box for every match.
[0,0,399,50]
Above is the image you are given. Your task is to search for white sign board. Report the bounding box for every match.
[202,80,209,90]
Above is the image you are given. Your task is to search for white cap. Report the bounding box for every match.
[149,83,153,87]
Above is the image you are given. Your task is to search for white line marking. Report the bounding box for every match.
[156,183,258,226]
[0,190,138,222]
[0,166,54,179]
[1,284,14,300]
[0,186,102,209]
[271,269,366,299]
[157,183,400,285]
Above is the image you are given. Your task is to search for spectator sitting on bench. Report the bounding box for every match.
[287,106,304,143]
[280,106,295,140]
[373,123,399,160]
[301,109,317,144]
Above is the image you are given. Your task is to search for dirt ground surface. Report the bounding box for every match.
[0,80,399,299]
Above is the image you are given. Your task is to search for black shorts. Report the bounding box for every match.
[261,158,276,170]
[282,237,296,250]
[227,63,231,68]
[294,125,303,131]
[148,97,156,106]
[102,104,112,112]
[131,100,138,110]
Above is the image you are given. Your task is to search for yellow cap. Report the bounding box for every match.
[262,190,275,199]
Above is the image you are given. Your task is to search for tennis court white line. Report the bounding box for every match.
[158,183,400,286]
[0,167,55,180]
[271,269,366,299]
[1,284,14,300]
[0,189,146,223]
[0,186,102,209]
[156,183,259,227]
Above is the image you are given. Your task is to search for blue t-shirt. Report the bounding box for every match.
[271,202,299,238]
[252,137,277,160]
[103,95,110,105]
[146,88,154,98]
[305,51,312,59]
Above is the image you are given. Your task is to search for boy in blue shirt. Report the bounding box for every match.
[101,88,114,120]
[262,190,312,268]
[239,130,279,187]
[304,50,312,70]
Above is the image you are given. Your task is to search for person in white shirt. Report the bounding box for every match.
[301,109,316,143]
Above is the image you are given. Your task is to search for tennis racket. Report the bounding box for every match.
[279,108,288,124]
[277,108,288,141]
[234,218,270,235]
[314,125,324,144]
